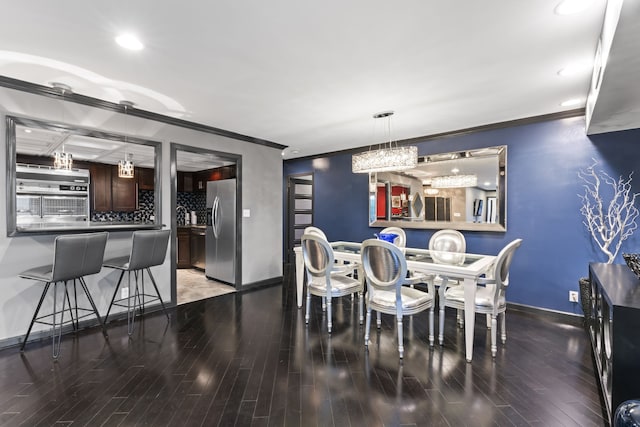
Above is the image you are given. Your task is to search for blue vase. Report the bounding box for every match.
[377,233,398,243]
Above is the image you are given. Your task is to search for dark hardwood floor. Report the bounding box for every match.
[0,270,605,426]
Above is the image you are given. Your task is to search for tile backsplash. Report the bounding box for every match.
[91,189,155,223]
[177,192,206,225]
[91,190,206,225]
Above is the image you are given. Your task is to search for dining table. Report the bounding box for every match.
[293,241,496,362]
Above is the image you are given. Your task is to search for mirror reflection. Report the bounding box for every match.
[369,145,506,232]
[7,116,160,234]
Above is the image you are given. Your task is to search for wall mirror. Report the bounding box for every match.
[6,115,161,235]
[369,145,506,232]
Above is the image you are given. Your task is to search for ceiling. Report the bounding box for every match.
[1,1,633,160]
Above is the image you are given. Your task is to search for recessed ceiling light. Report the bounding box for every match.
[292,150,300,154]
[24,129,32,133]
[451,168,460,174]
[484,181,491,186]
[115,33,144,51]
[555,0,594,15]
[561,98,582,107]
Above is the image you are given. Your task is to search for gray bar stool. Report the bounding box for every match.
[103,229,171,335]
[19,231,109,358]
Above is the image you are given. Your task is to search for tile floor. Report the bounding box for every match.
[176,268,235,305]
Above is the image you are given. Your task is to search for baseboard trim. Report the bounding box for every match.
[507,302,584,326]
[238,276,283,292]
[0,301,173,351]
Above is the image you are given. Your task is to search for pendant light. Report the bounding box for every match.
[352,111,418,174]
[118,100,135,179]
[51,82,73,170]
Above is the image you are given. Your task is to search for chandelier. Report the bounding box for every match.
[118,101,135,178]
[352,111,418,174]
[431,174,478,188]
[51,82,73,170]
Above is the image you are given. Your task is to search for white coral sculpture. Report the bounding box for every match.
[578,160,640,264]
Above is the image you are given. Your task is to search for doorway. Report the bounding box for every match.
[170,144,242,305]
[285,173,314,264]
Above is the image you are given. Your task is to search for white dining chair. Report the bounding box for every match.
[429,229,466,325]
[380,227,407,249]
[438,238,523,357]
[301,233,364,333]
[361,239,435,358]
[304,226,328,241]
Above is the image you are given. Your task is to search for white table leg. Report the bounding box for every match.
[295,250,304,308]
[463,277,476,362]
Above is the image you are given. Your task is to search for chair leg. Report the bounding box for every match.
[78,278,108,339]
[104,271,125,324]
[486,313,492,329]
[322,296,326,312]
[146,268,171,321]
[21,282,52,352]
[305,289,311,324]
[127,271,139,336]
[73,280,80,331]
[364,306,372,346]
[500,312,507,343]
[376,311,381,329]
[358,292,364,325]
[51,281,67,359]
[457,309,464,328]
[438,305,445,346]
[397,315,404,359]
[64,282,76,332]
[428,306,434,347]
[327,297,332,333]
[491,314,498,357]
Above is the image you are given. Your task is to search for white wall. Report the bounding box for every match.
[0,87,283,344]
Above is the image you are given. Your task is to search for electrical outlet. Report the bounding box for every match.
[121,287,129,299]
[569,290,579,302]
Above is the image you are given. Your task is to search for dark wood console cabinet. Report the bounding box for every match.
[588,263,640,424]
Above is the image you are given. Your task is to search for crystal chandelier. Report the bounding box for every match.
[51,82,73,170]
[118,101,135,178]
[431,174,478,188]
[352,111,418,173]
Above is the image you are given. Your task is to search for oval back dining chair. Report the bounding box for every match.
[361,239,435,358]
[438,238,523,357]
[301,233,363,333]
[380,227,407,248]
[304,226,328,241]
[19,231,109,358]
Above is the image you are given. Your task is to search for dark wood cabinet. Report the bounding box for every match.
[90,163,112,212]
[588,263,640,425]
[90,163,137,212]
[177,171,194,193]
[137,167,155,191]
[190,227,206,269]
[177,228,191,268]
[194,171,207,193]
[193,165,237,193]
[111,166,137,211]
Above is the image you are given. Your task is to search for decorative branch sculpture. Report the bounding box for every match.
[578,160,639,263]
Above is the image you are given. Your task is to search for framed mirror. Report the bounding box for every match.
[369,145,506,232]
[6,115,162,235]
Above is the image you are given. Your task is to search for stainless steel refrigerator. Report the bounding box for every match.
[205,179,236,284]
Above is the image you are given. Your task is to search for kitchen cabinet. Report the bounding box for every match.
[193,165,237,193]
[588,263,640,425]
[177,171,194,193]
[111,166,137,211]
[177,228,191,268]
[90,163,137,212]
[194,171,207,193]
[90,163,112,212]
[137,167,155,191]
[190,227,206,269]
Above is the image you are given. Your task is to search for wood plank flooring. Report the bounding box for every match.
[0,271,605,426]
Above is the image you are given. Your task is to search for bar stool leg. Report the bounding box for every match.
[64,282,76,332]
[104,271,125,325]
[52,281,68,359]
[73,279,80,331]
[21,282,52,352]
[140,269,145,315]
[78,278,108,339]
[146,268,170,321]
[127,271,136,336]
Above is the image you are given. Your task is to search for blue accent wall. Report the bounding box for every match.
[284,116,640,314]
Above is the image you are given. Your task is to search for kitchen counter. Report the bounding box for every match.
[13,221,162,235]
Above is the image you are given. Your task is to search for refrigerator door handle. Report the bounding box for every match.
[212,196,220,238]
